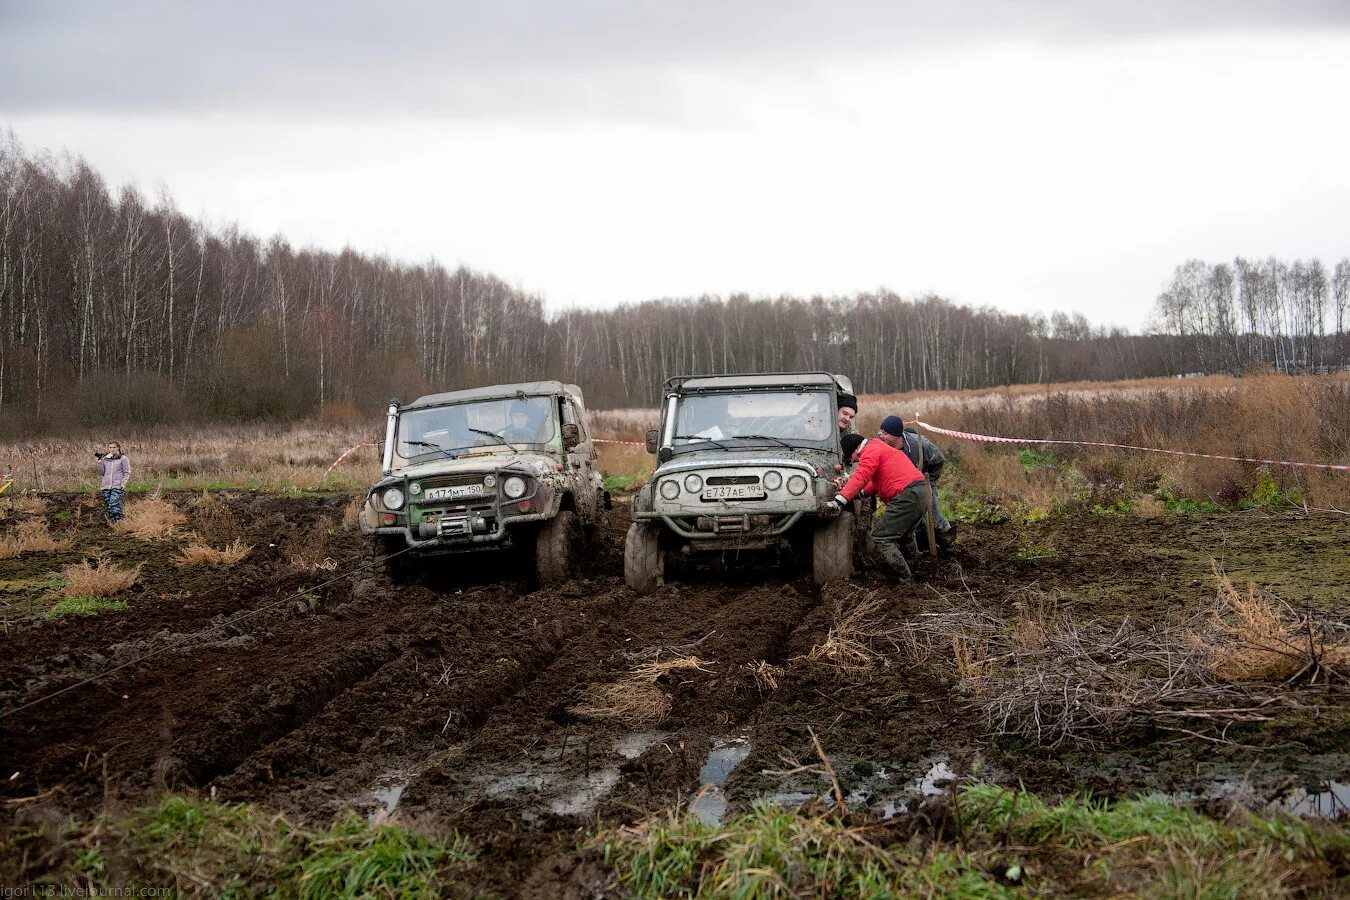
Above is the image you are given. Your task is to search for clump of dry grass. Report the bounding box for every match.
[950,635,989,686]
[114,494,187,539]
[0,518,73,559]
[793,589,896,677]
[1199,570,1349,683]
[744,660,785,692]
[174,537,252,567]
[58,552,141,598]
[341,496,363,531]
[570,656,715,724]
[11,495,48,515]
[905,580,1350,747]
[285,515,337,571]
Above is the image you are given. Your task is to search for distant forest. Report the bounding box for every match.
[1,139,1346,434]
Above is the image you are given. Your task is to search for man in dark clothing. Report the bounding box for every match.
[836,393,858,434]
[826,433,930,581]
[877,415,955,551]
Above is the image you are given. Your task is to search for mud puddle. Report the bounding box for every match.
[476,731,672,821]
[764,755,962,820]
[369,771,411,820]
[688,736,753,824]
[1151,777,1350,821]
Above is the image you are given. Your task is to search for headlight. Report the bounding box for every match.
[408,482,422,495]
[684,473,703,493]
[382,487,405,509]
[484,474,497,488]
[763,470,783,491]
[503,476,527,499]
[659,479,681,501]
[786,475,809,496]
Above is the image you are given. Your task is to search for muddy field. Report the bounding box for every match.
[2,492,1347,894]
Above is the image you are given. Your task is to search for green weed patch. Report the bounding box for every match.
[596,786,1350,898]
[44,596,129,620]
[19,794,474,898]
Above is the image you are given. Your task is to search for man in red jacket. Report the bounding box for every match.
[826,433,931,580]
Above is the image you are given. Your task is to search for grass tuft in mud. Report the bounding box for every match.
[595,786,1350,898]
[57,553,141,598]
[0,518,73,558]
[173,536,253,567]
[17,794,475,898]
[44,596,129,620]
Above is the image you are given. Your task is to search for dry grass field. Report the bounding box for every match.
[3,372,1347,897]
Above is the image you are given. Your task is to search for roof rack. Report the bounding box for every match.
[663,372,854,394]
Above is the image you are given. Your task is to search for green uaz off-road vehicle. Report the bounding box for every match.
[361,381,605,585]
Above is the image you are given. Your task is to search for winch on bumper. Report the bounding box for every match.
[363,471,560,552]
[631,461,830,549]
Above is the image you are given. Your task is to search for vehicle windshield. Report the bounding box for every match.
[396,396,556,460]
[669,391,835,450]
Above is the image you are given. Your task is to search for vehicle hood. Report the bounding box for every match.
[655,447,837,478]
[385,451,559,483]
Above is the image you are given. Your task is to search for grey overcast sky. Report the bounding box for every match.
[3,1,1349,328]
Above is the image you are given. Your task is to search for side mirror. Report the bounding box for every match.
[645,429,659,454]
[562,423,581,449]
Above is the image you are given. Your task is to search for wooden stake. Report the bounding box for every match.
[916,413,937,557]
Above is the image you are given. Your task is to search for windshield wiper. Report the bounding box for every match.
[467,427,519,453]
[673,433,731,451]
[403,440,460,460]
[735,434,799,450]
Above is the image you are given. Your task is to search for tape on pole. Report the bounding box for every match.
[324,442,377,479]
[912,420,1350,473]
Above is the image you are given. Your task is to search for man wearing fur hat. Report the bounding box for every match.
[877,415,956,552]
[826,433,930,581]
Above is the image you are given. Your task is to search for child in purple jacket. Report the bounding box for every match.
[95,442,130,523]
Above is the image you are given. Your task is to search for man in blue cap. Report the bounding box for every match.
[877,415,956,552]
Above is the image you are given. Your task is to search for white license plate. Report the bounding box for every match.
[701,485,765,501]
[423,484,485,501]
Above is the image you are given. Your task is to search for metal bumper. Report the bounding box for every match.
[633,509,805,541]
[368,510,554,553]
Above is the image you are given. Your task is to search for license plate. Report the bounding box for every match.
[702,485,765,501]
[423,484,484,501]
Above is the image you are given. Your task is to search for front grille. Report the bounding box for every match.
[420,474,490,490]
[706,475,760,486]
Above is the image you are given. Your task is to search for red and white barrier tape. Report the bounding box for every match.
[593,438,647,447]
[912,420,1350,473]
[324,442,377,479]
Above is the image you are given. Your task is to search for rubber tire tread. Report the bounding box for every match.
[536,509,577,587]
[624,521,663,594]
[812,511,855,585]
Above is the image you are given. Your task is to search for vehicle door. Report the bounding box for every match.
[559,395,602,520]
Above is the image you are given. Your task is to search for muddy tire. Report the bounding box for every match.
[852,496,877,567]
[812,511,854,585]
[377,536,414,583]
[624,522,664,595]
[535,510,577,587]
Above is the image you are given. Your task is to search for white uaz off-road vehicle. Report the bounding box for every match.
[625,373,858,593]
[360,381,605,585]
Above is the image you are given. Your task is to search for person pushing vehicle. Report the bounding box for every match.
[825,433,930,581]
[876,415,956,552]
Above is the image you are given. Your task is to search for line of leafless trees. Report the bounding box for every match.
[1153,258,1350,376]
[1,138,1345,435]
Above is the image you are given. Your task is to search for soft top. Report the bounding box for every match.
[666,372,853,394]
[402,381,586,411]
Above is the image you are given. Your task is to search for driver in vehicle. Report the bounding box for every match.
[503,401,543,443]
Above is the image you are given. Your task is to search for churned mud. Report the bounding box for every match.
[2,493,1346,894]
